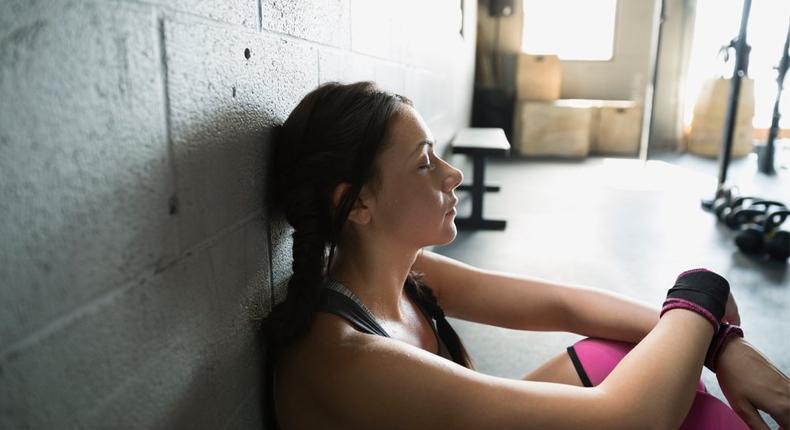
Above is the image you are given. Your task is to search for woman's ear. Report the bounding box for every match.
[332,182,372,225]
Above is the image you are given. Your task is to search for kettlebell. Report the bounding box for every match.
[734,207,790,261]
[711,188,738,221]
[720,196,765,228]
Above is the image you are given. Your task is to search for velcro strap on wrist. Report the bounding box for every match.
[666,269,729,324]
[705,323,744,373]
[660,298,720,334]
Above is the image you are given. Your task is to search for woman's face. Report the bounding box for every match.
[367,105,463,247]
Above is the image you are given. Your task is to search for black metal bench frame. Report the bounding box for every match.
[451,128,510,231]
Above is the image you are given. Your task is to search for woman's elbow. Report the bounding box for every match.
[597,387,684,430]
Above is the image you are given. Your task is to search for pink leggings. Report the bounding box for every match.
[568,338,748,429]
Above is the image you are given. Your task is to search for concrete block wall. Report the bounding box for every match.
[0,0,476,428]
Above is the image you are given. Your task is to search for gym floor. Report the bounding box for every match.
[435,143,789,428]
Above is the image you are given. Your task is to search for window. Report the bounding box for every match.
[683,0,790,129]
[521,0,618,61]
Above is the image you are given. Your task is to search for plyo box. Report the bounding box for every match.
[513,99,595,157]
[516,54,561,101]
[592,101,642,156]
[688,77,755,159]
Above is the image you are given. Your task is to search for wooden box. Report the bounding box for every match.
[592,101,642,155]
[693,77,754,121]
[513,99,595,157]
[688,77,754,159]
[688,118,753,159]
[516,54,561,101]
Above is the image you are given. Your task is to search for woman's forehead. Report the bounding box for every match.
[383,106,433,157]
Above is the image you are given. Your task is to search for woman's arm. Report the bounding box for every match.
[320,308,713,430]
[413,250,657,341]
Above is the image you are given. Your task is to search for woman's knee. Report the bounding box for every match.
[520,350,585,386]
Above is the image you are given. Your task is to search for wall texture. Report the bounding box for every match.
[0,0,476,428]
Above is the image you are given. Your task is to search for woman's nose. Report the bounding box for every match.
[443,164,464,192]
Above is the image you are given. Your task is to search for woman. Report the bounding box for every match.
[263,81,789,429]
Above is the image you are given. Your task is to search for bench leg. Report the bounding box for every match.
[455,154,507,231]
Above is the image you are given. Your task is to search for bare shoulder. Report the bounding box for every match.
[278,312,615,430]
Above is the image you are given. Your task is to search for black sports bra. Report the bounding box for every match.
[316,277,454,360]
[267,278,465,429]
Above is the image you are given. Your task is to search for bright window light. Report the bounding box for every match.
[522,0,617,61]
[683,0,790,129]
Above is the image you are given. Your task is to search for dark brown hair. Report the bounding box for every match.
[263,82,474,427]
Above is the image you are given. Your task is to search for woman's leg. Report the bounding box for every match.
[520,350,585,386]
[521,339,748,429]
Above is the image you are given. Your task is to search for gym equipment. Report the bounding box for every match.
[726,200,786,230]
[735,207,790,261]
[757,19,790,175]
[719,196,766,228]
[638,0,667,162]
[451,128,510,231]
[701,0,752,212]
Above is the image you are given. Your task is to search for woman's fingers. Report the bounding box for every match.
[733,401,771,430]
[724,291,741,325]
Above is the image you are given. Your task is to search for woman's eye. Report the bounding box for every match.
[419,164,432,170]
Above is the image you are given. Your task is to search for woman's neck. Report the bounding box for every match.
[329,244,420,323]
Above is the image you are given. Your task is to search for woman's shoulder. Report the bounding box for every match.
[275,312,375,428]
[279,311,540,430]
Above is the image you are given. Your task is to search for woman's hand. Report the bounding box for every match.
[716,338,790,430]
[724,290,741,325]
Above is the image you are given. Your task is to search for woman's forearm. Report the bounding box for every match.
[560,285,659,343]
[598,309,714,429]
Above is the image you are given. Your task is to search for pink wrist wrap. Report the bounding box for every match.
[705,323,744,373]
[660,298,721,334]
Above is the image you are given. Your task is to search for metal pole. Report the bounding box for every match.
[639,0,666,162]
[715,0,751,189]
[758,18,790,175]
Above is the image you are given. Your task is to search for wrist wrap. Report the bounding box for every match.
[705,323,744,373]
[660,269,730,333]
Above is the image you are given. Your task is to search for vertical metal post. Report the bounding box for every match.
[639,0,666,162]
[758,19,790,175]
[715,0,752,189]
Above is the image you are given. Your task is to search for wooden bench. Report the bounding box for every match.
[451,128,510,230]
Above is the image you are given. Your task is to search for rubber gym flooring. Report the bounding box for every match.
[435,144,789,428]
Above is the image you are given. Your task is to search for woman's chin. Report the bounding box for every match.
[437,225,458,246]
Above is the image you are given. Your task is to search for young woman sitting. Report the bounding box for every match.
[263,81,790,430]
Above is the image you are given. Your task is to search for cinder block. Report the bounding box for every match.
[403,68,433,116]
[262,0,351,48]
[350,0,395,59]
[210,216,272,325]
[164,17,318,250]
[513,100,595,157]
[268,213,293,306]
[0,251,214,428]
[222,386,265,430]
[149,0,258,29]
[318,50,376,84]
[0,1,176,348]
[0,218,268,428]
[88,326,262,429]
[374,61,406,94]
[400,0,461,69]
